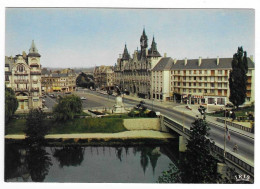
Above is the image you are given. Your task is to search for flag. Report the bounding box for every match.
[226,126,231,140]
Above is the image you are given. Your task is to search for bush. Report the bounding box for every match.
[148,111,157,118]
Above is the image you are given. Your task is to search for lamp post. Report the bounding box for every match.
[224,109,227,159]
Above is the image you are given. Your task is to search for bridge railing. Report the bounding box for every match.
[162,115,254,177]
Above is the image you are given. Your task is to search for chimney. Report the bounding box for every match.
[217,56,219,65]
[174,58,177,64]
[250,55,254,62]
[198,57,202,66]
[164,53,167,58]
[184,57,187,66]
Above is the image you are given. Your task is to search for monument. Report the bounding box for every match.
[113,86,127,113]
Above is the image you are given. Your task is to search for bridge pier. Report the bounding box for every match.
[217,163,228,179]
[160,116,170,132]
[179,136,188,152]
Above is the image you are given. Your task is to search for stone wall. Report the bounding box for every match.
[123,118,160,131]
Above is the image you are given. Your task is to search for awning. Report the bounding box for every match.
[53,87,61,90]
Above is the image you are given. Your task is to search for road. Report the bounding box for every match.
[44,89,254,163]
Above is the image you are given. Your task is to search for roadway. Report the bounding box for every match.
[44,88,254,163]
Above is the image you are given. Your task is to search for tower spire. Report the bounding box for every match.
[28,40,41,57]
[148,35,161,58]
[122,43,130,60]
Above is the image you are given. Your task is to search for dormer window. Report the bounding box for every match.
[17,65,25,72]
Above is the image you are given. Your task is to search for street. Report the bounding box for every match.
[44,89,254,163]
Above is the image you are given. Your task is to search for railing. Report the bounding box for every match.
[14,71,28,75]
[14,88,28,92]
[162,115,254,177]
[14,79,29,84]
[216,118,252,133]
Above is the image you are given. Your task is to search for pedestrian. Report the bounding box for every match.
[233,143,238,153]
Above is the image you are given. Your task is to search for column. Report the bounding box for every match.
[179,136,188,152]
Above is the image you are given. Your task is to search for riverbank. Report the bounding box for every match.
[5,130,175,140]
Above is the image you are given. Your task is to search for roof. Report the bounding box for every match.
[152,57,174,71]
[152,57,255,71]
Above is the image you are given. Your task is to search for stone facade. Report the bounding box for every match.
[93,65,115,90]
[151,56,255,105]
[114,29,162,98]
[41,68,77,93]
[5,40,42,111]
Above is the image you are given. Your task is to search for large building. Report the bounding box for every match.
[114,29,163,98]
[93,65,115,90]
[41,68,77,93]
[5,40,43,111]
[151,56,255,105]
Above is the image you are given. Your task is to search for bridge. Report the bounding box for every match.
[161,115,254,179]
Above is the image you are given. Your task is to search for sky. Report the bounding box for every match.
[5,8,255,68]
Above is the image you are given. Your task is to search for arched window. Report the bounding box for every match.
[17,65,25,72]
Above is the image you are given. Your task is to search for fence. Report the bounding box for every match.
[216,118,252,133]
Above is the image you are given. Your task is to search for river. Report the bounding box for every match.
[5,142,179,183]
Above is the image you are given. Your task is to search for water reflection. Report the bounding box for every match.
[5,143,173,183]
[53,146,84,167]
[5,143,52,182]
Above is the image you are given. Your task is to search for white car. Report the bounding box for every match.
[80,97,87,100]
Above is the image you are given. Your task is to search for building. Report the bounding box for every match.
[151,56,255,105]
[41,68,77,93]
[93,65,115,90]
[5,40,42,111]
[114,29,163,98]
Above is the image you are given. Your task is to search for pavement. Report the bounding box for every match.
[5,130,174,140]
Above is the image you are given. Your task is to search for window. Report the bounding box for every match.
[205,83,207,87]
[218,77,222,81]
[224,83,227,87]
[194,89,196,93]
[199,89,202,93]
[199,70,202,74]
[210,89,215,93]
[189,89,191,93]
[218,70,222,74]
[189,76,192,80]
[211,83,215,87]
[224,77,228,81]
[204,89,207,93]
[204,70,207,74]
[194,70,196,74]
[194,76,196,80]
[183,83,186,86]
[194,83,196,86]
[189,83,192,87]
[199,83,202,86]
[183,89,186,92]
[184,77,186,80]
[199,77,202,80]
[204,77,207,81]
[218,83,222,87]
[189,70,192,74]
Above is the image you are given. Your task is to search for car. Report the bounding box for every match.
[65,91,71,94]
[225,103,234,108]
[80,97,87,100]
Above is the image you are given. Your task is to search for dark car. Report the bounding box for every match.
[225,103,234,108]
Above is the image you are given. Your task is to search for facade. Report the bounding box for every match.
[93,65,115,90]
[41,68,77,93]
[151,56,255,105]
[5,40,43,111]
[114,29,162,98]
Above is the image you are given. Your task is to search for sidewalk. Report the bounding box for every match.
[5,130,175,140]
[122,94,254,139]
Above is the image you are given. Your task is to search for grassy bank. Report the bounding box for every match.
[5,117,127,135]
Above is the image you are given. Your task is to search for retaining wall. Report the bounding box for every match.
[123,118,160,131]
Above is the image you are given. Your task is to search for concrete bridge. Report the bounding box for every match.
[160,115,254,179]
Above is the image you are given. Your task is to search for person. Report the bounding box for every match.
[233,143,238,153]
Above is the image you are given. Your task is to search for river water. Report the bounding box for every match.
[5,142,178,183]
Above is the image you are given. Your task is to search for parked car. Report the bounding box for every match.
[65,91,71,94]
[80,97,87,100]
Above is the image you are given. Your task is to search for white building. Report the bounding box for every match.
[5,40,43,111]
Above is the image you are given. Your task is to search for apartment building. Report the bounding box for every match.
[151,56,255,105]
[5,40,42,111]
[93,65,115,90]
[41,68,77,93]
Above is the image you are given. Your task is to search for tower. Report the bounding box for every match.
[148,36,161,58]
[122,44,130,60]
[28,40,41,66]
[140,28,148,58]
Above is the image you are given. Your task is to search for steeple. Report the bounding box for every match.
[28,40,41,57]
[121,43,130,60]
[148,35,161,57]
[140,28,148,49]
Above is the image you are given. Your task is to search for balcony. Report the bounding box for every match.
[14,88,29,92]
[14,71,28,75]
[30,71,41,75]
[203,92,216,96]
[14,79,29,84]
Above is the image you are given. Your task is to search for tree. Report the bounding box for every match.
[229,47,248,109]
[76,72,94,89]
[24,108,48,143]
[5,86,18,123]
[158,118,221,183]
[53,94,82,121]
